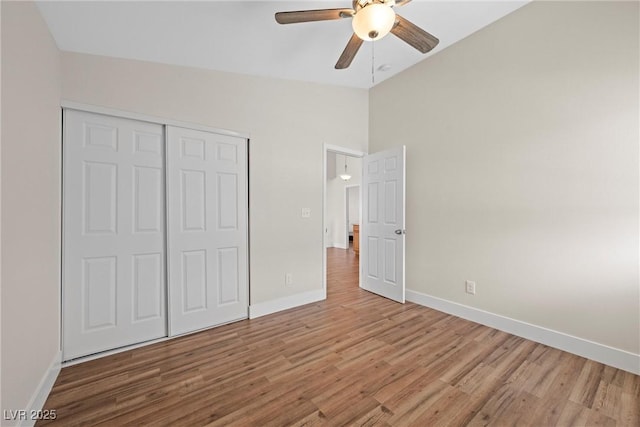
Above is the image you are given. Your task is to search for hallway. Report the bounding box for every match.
[326,245,359,299]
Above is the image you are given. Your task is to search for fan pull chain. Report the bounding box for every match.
[371,40,375,85]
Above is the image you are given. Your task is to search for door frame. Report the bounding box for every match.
[322,144,366,298]
[344,184,360,250]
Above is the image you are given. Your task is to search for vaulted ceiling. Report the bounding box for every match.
[37,1,529,89]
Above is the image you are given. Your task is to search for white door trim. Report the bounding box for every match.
[322,144,366,299]
[344,184,360,250]
[61,100,251,139]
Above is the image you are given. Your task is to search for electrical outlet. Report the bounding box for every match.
[465,280,476,295]
[301,208,311,218]
[285,273,293,286]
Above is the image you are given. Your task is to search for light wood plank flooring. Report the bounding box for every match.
[40,247,639,426]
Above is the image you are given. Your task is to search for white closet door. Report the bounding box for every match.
[167,126,248,336]
[63,110,167,360]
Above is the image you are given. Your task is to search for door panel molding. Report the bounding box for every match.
[167,126,248,336]
[63,109,250,361]
[361,146,406,303]
[63,110,167,360]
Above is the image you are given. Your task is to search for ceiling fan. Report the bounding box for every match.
[275,0,439,70]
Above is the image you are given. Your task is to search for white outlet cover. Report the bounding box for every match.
[301,208,311,218]
[465,280,476,295]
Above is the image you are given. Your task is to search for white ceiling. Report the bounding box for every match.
[36,1,530,89]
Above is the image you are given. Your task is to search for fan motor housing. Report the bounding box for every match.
[353,0,391,12]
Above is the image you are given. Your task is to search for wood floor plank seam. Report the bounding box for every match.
[39,247,640,426]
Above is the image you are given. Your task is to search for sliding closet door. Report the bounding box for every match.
[167,126,248,336]
[63,110,167,360]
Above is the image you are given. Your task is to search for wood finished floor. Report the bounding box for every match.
[41,247,639,426]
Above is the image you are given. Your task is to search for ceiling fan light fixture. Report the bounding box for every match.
[352,4,396,41]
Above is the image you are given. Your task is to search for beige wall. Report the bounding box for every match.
[1,1,61,419]
[370,1,639,354]
[2,2,638,414]
[61,52,368,303]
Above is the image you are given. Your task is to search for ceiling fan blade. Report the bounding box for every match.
[275,9,354,24]
[394,0,413,7]
[335,33,364,69]
[391,14,439,53]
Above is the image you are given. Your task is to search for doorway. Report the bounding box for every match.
[323,145,365,297]
[323,144,407,303]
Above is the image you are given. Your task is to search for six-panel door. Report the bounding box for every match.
[63,111,249,360]
[166,126,248,336]
[361,146,406,303]
[63,110,167,360]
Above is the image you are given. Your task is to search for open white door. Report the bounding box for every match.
[361,146,406,303]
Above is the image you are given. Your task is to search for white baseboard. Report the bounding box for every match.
[249,289,325,319]
[18,350,61,427]
[406,289,640,375]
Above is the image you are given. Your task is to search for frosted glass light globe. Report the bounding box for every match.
[352,4,396,41]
